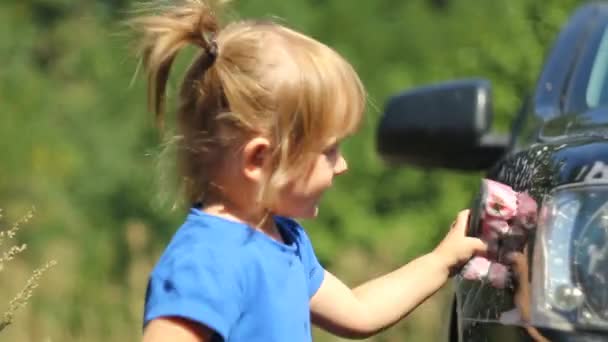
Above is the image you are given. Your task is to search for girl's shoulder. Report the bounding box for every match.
[153,210,252,272]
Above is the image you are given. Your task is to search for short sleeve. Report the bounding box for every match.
[290,223,325,298]
[143,248,243,340]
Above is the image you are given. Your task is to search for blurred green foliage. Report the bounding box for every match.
[0,0,585,340]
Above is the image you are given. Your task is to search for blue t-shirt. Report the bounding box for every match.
[144,208,325,341]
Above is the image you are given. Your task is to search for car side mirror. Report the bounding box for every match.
[377,79,508,171]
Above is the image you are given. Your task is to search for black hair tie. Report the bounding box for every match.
[207,34,218,63]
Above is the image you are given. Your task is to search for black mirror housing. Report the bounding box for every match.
[377,79,508,171]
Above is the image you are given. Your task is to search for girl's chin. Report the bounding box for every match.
[310,205,319,217]
[291,205,319,219]
[273,200,321,219]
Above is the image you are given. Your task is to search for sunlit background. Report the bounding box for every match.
[0,0,584,340]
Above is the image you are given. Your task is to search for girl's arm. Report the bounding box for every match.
[143,318,214,342]
[310,210,486,339]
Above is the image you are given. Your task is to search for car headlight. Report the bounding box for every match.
[532,184,608,331]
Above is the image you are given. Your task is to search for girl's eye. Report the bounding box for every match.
[323,144,339,157]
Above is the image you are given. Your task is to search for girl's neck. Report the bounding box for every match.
[202,202,283,242]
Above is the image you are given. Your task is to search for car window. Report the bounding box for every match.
[586,25,608,108]
[563,18,608,114]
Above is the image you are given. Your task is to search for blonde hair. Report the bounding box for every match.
[131,0,366,207]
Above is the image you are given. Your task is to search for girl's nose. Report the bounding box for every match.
[334,155,348,175]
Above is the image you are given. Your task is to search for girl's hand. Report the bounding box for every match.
[432,209,487,272]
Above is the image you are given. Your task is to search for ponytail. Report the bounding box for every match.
[130,0,221,130]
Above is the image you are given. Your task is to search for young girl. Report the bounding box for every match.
[132,1,487,341]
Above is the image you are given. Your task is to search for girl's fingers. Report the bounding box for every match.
[452,209,471,233]
[458,209,471,220]
[465,237,488,257]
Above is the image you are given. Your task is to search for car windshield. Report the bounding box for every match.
[586,25,608,109]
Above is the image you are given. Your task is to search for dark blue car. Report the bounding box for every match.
[378,3,608,341]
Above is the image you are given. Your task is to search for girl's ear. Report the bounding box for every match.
[242,137,271,182]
